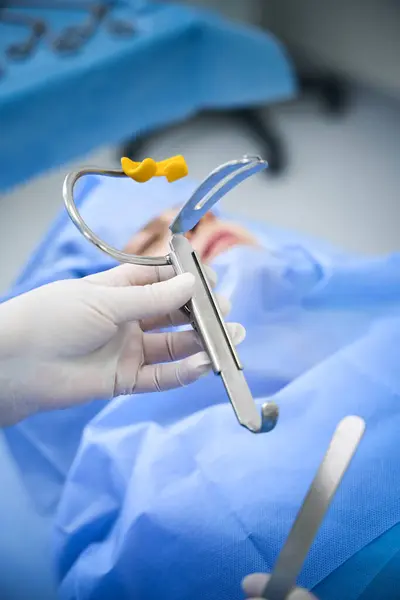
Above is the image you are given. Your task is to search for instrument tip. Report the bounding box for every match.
[260,401,279,433]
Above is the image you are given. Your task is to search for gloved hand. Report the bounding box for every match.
[242,574,318,600]
[0,263,245,427]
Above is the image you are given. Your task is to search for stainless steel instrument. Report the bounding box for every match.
[260,415,366,599]
[63,156,279,434]
[0,9,46,60]
[3,0,135,55]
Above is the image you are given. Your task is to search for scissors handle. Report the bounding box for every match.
[63,167,170,267]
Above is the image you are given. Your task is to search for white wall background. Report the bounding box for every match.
[262,0,400,100]
[180,0,263,24]
[181,0,400,99]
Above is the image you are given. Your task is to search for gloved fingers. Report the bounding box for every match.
[242,573,270,598]
[97,272,196,324]
[86,263,174,287]
[242,574,316,600]
[85,262,217,289]
[143,323,245,364]
[140,292,231,331]
[133,351,212,393]
[289,589,318,599]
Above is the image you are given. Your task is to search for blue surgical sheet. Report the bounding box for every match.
[2,174,400,600]
[0,1,295,191]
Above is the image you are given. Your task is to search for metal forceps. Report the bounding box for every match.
[0,8,46,60]
[6,1,135,54]
[253,415,366,600]
[52,0,136,50]
[63,156,279,434]
[51,1,109,54]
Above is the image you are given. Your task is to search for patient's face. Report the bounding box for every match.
[123,208,258,263]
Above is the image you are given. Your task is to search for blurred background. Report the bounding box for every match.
[0,1,399,598]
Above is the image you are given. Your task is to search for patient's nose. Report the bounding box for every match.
[201,211,217,224]
[187,211,216,235]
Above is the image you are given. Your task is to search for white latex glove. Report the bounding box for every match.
[0,263,245,427]
[242,574,318,600]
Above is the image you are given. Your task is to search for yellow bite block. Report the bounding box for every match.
[121,155,189,183]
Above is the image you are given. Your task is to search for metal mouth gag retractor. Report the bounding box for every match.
[63,154,279,434]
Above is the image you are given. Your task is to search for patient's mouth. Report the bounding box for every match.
[201,230,241,262]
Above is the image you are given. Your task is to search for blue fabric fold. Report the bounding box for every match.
[2,173,400,599]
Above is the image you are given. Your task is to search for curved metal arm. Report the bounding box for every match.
[170,155,268,234]
[63,167,171,267]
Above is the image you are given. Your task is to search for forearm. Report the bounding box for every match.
[0,297,35,426]
[0,372,33,428]
[0,269,78,426]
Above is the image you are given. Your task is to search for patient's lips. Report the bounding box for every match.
[200,229,242,262]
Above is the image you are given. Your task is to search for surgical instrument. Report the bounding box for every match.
[5,0,135,53]
[63,155,279,434]
[0,9,46,60]
[52,2,108,54]
[53,1,136,49]
[259,415,366,600]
